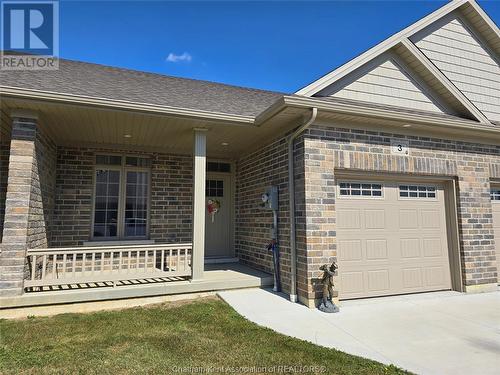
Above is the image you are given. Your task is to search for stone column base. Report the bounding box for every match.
[464,283,498,294]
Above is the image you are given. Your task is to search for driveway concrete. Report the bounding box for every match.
[218,288,500,375]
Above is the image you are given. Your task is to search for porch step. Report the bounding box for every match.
[205,257,239,264]
[1,263,273,309]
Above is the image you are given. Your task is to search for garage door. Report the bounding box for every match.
[492,186,500,283]
[336,179,452,299]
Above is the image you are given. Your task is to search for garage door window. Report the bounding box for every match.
[339,182,382,197]
[491,189,500,201]
[399,185,436,199]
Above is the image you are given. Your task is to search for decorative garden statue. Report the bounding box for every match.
[318,262,340,313]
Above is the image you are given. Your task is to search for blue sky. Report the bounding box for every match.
[59,0,500,93]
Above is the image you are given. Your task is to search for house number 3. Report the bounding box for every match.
[391,139,410,156]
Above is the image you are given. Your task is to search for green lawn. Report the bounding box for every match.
[0,297,407,374]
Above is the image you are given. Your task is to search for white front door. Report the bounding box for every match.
[205,174,233,258]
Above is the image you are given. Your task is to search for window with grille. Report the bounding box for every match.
[491,189,500,201]
[93,155,150,239]
[399,185,436,199]
[339,182,383,197]
[206,179,224,197]
[94,170,120,237]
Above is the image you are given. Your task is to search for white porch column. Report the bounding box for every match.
[191,128,207,281]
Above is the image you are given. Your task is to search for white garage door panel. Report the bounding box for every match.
[337,181,451,299]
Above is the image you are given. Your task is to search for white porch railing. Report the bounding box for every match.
[25,243,192,289]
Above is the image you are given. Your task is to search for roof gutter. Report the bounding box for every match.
[0,86,256,125]
[278,96,500,137]
[288,107,317,303]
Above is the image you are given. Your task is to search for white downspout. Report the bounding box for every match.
[288,107,318,303]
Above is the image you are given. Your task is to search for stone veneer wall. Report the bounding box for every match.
[27,125,57,249]
[0,118,56,295]
[301,124,500,301]
[51,148,193,247]
[235,133,308,297]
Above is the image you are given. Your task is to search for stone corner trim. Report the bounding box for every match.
[0,117,38,296]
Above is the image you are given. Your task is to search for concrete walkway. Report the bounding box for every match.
[219,288,500,375]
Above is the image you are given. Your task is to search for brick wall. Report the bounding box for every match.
[0,128,10,242]
[26,125,57,249]
[51,148,94,246]
[235,134,308,296]
[150,154,193,243]
[301,123,500,300]
[3,117,498,302]
[300,135,337,303]
[51,148,194,246]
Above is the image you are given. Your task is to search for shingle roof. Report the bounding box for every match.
[0,56,285,118]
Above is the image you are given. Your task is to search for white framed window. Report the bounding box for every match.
[92,154,151,240]
[491,188,500,201]
[338,182,383,198]
[399,185,436,199]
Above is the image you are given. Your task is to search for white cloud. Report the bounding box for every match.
[166,52,192,63]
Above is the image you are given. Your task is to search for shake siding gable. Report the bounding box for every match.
[330,58,444,113]
[413,16,500,121]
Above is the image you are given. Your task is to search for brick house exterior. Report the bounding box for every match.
[50,148,194,248]
[300,125,500,301]
[0,0,499,307]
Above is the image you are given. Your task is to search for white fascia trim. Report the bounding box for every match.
[400,39,492,125]
[282,95,500,136]
[295,0,468,96]
[468,0,500,39]
[0,86,256,125]
[254,97,287,126]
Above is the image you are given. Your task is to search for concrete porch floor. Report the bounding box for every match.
[219,288,500,375]
[0,263,273,310]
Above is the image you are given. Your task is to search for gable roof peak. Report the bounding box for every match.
[295,0,493,97]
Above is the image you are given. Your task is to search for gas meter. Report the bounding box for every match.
[260,186,278,210]
[261,186,280,292]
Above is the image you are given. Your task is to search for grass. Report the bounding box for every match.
[0,297,408,375]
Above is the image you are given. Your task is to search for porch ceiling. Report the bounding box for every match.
[0,97,305,158]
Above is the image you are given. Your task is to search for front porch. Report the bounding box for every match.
[1,256,272,308]
[0,95,288,308]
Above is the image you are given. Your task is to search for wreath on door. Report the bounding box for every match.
[207,199,221,223]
